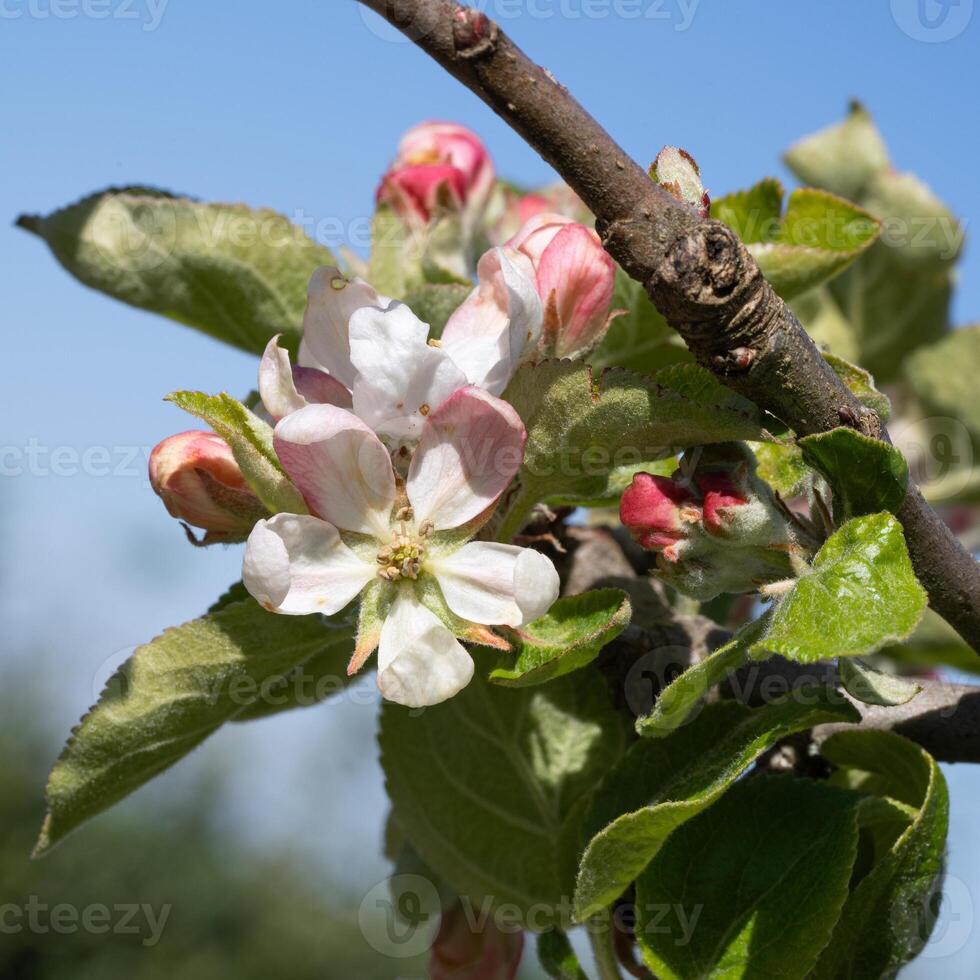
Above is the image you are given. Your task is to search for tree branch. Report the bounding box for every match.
[356,0,980,652]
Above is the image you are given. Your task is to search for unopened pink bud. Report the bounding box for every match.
[149,430,266,543]
[620,473,694,555]
[696,472,748,536]
[430,904,524,980]
[378,121,494,226]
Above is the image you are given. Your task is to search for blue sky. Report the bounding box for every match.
[3,1,979,975]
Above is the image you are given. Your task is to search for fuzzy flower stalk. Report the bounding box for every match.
[620,443,804,600]
[242,386,559,708]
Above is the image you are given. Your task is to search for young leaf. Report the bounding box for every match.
[635,615,769,738]
[17,188,335,355]
[783,102,890,201]
[503,360,767,508]
[489,589,631,687]
[34,600,354,856]
[837,658,921,707]
[538,929,589,980]
[635,776,860,980]
[749,441,812,497]
[167,390,307,515]
[823,352,891,422]
[379,660,626,923]
[753,514,926,663]
[710,177,783,243]
[575,691,859,920]
[799,427,909,521]
[812,731,949,978]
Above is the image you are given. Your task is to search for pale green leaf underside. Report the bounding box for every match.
[17,187,335,355]
[574,692,859,920]
[837,657,921,707]
[35,600,354,856]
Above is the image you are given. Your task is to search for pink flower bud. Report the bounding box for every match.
[149,430,266,543]
[378,121,494,226]
[620,473,695,557]
[696,472,748,536]
[430,904,524,980]
[507,213,617,357]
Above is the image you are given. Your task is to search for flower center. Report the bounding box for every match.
[376,508,434,582]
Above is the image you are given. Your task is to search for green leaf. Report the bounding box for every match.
[635,616,769,738]
[379,660,626,923]
[783,102,890,201]
[907,324,980,441]
[167,390,307,515]
[575,691,859,920]
[17,188,335,355]
[34,600,354,856]
[823,352,891,422]
[538,930,589,980]
[588,268,689,375]
[401,282,473,339]
[754,514,927,663]
[749,441,812,497]
[231,630,356,722]
[489,590,630,688]
[838,658,921,707]
[800,427,909,521]
[713,182,879,300]
[502,360,767,509]
[635,776,860,980]
[812,731,949,979]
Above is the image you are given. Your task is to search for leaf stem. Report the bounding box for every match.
[588,917,623,980]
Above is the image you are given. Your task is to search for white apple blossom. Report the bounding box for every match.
[242,385,560,708]
[258,253,543,437]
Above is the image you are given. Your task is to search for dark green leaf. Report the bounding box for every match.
[17,188,335,355]
[636,776,860,980]
[538,929,589,980]
[575,691,858,920]
[838,658,921,707]
[489,589,631,687]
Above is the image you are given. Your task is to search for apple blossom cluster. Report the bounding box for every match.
[148,121,627,708]
[620,444,802,600]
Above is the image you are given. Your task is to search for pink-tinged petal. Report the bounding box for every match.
[242,514,375,615]
[302,266,392,391]
[350,304,468,442]
[149,430,265,536]
[536,224,616,356]
[441,247,543,396]
[505,211,578,267]
[696,473,747,536]
[291,366,352,409]
[260,336,353,423]
[431,542,559,628]
[378,165,467,224]
[273,404,396,537]
[377,590,474,707]
[620,473,693,551]
[407,386,526,531]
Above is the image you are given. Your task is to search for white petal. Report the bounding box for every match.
[431,542,559,627]
[259,335,307,422]
[407,386,526,530]
[242,514,375,615]
[376,591,474,707]
[441,247,543,396]
[302,266,392,390]
[273,404,396,537]
[349,304,468,441]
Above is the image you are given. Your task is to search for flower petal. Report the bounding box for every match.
[349,304,468,442]
[273,404,396,537]
[377,590,474,707]
[242,513,375,615]
[259,336,353,423]
[441,247,543,396]
[302,266,392,390]
[407,386,526,531]
[431,542,559,627]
